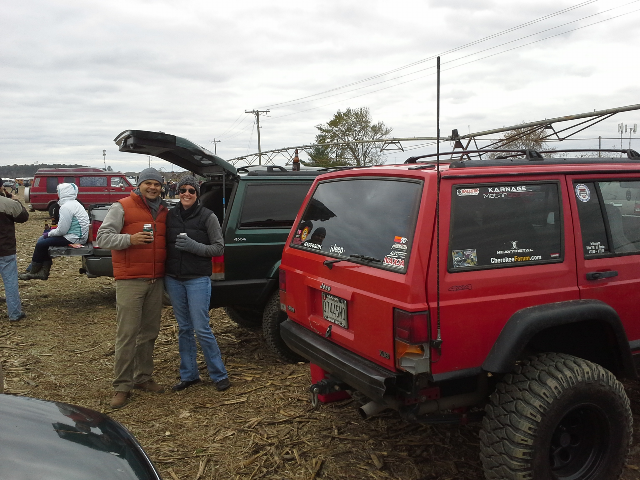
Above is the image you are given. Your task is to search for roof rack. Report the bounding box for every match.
[405,148,640,167]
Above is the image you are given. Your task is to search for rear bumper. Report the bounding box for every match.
[81,252,114,277]
[280,319,399,403]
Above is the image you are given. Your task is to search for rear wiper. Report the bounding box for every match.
[324,253,381,270]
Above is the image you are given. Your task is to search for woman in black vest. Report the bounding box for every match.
[165,176,230,392]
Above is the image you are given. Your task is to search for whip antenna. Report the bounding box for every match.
[433,56,443,355]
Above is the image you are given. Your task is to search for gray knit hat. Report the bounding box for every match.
[137,167,164,186]
[177,175,200,197]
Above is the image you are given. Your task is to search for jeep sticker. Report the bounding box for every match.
[329,244,345,255]
[452,249,477,268]
[457,188,479,196]
[575,184,590,202]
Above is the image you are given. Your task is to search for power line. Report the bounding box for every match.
[259,0,601,110]
[270,3,640,119]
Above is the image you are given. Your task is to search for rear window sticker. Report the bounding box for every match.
[550,253,560,258]
[329,244,345,255]
[303,241,323,250]
[387,250,406,259]
[452,249,477,268]
[394,236,408,244]
[300,226,311,242]
[457,188,480,196]
[575,184,590,202]
[392,243,408,250]
[383,256,405,268]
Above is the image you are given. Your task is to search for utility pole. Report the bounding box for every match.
[245,109,270,164]
[211,139,221,155]
[103,150,106,170]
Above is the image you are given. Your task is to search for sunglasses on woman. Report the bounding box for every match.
[179,188,197,194]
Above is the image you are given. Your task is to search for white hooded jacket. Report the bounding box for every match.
[47,183,90,243]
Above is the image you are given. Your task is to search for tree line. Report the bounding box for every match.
[0,164,88,178]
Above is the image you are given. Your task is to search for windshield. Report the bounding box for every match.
[290,177,423,273]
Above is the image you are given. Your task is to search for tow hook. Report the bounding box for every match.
[309,378,347,409]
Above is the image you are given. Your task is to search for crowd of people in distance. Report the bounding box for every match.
[0,169,230,408]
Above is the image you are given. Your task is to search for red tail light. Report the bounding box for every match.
[635,202,640,213]
[394,309,429,344]
[279,268,286,292]
[90,220,102,247]
[211,256,225,281]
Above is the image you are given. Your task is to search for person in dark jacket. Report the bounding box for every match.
[0,179,29,321]
[165,175,230,392]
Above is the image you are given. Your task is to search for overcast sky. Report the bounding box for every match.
[2,0,640,173]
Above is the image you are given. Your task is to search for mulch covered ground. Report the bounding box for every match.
[2,191,640,479]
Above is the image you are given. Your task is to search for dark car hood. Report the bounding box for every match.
[0,394,161,480]
[114,130,237,177]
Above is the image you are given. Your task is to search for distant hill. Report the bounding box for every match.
[0,164,89,178]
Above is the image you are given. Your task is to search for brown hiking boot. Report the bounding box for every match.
[110,391,131,409]
[133,379,165,393]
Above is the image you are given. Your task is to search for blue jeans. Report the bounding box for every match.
[0,255,23,321]
[165,276,228,382]
[32,235,71,263]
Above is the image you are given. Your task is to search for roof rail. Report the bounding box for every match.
[405,149,543,164]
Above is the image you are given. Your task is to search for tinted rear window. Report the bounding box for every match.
[239,183,312,228]
[79,176,107,187]
[291,177,423,273]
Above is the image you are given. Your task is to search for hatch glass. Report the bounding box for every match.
[291,177,423,273]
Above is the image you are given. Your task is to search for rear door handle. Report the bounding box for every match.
[586,270,618,281]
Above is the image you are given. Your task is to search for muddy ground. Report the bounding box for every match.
[2,190,640,480]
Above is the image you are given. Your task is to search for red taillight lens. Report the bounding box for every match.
[279,269,286,292]
[635,202,640,213]
[394,309,430,344]
[211,256,225,281]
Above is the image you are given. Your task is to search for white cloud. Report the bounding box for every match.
[1,0,640,171]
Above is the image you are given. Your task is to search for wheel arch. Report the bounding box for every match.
[482,299,637,378]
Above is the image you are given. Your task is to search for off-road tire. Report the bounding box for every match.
[224,306,262,329]
[479,352,631,480]
[262,291,306,363]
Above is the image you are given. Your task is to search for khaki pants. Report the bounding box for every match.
[113,278,164,392]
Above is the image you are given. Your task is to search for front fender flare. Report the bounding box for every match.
[482,299,636,378]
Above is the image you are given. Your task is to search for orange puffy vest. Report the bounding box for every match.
[111,193,168,280]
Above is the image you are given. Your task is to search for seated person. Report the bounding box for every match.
[19,183,89,281]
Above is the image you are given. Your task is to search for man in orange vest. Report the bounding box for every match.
[97,168,169,409]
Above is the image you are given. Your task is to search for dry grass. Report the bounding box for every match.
[2,193,640,479]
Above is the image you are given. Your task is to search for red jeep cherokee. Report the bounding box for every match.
[278,149,640,480]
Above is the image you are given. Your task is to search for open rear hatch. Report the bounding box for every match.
[114,130,237,178]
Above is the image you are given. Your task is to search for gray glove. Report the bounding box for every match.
[175,234,206,256]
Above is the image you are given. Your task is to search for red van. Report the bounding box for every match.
[24,168,135,216]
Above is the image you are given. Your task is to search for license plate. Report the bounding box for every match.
[322,293,348,328]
